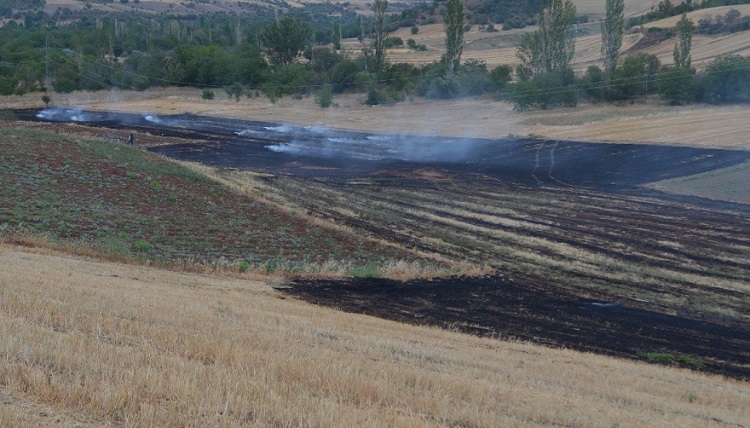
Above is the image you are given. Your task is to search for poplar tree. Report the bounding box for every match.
[373,0,388,75]
[674,13,693,69]
[443,0,465,77]
[516,0,577,78]
[601,0,624,74]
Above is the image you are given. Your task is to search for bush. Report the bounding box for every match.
[238,261,250,272]
[407,39,427,51]
[329,59,363,93]
[201,90,215,100]
[489,64,513,92]
[608,54,660,101]
[53,78,79,94]
[411,25,419,34]
[132,240,151,253]
[657,67,697,105]
[315,85,334,108]
[581,65,606,102]
[384,37,404,48]
[699,55,750,104]
[383,62,419,93]
[225,84,243,101]
[509,69,578,111]
[365,85,381,105]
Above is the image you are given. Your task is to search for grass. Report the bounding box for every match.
[1,244,748,427]
[638,352,707,368]
[0,127,439,277]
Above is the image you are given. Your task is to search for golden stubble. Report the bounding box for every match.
[0,244,748,427]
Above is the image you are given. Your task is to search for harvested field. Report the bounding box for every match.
[16,108,750,380]
[2,246,749,427]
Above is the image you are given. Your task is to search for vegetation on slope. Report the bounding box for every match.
[0,127,425,275]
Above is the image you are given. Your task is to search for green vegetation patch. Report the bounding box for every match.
[0,128,415,272]
[637,352,706,368]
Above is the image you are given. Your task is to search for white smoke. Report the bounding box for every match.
[261,124,481,163]
[143,114,163,124]
[36,107,89,122]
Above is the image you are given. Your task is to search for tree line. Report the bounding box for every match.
[3,0,750,110]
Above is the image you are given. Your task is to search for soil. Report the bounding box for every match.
[14,108,750,380]
[278,275,750,380]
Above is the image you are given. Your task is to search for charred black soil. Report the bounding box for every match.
[278,276,750,380]
[17,108,750,380]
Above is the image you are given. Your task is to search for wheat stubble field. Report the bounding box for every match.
[1,246,749,427]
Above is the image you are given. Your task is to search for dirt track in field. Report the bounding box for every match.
[17,108,750,380]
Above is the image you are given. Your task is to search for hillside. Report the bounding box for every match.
[2,245,749,427]
[0,126,425,275]
[341,4,750,70]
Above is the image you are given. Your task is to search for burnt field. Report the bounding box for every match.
[19,108,750,379]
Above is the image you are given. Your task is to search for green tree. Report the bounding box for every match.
[259,17,312,66]
[443,0,465,77]
[516,0,577,78]
[331,22,341,51]
[601,0,624,74]
[673,13,693,69]
[372,0,388,75]
[699,55,750,104]
[658,66,696,105]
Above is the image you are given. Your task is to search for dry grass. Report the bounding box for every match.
[644,4,750,29]
[1,244,748,427]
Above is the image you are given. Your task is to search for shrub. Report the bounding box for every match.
[238,261,250,272]
[489,64,513,92]
[581,65,606,102]
[133,240,151,253]
[384,36,404,48]
[201,90,215,100]
[407,39,427,51]
[657,66,697,105]
[609,54,660,100]
[350,262,384,278]
[365,86,382,105]
[329,59,363,93]
[699,55,750,104]
[225,84,243,102]
[315,85,334,108]
[411,25,419,34]
[509,69,578,111]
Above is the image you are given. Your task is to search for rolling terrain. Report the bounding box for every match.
[3,0,750,425]
[7,107,749,379]
[2,246,748,427]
